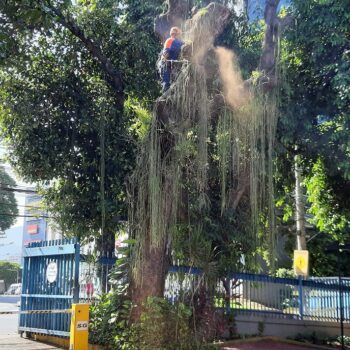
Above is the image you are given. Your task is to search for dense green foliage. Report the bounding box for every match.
[0,261,20,290]
[0,0,162,239]
[281,0,350,204]
[0,166,18,232]
[275,0,350,274]
[89,243,218,349]
[90,293,218,350]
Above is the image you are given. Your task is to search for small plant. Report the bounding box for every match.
[325,335,350,348]
[257,321,264,336]
[275,268,295,279]
[132,297,196,350]
[290,332,325,345]
[338,335,350,345]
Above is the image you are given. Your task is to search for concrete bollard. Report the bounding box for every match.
[69,304,89,350]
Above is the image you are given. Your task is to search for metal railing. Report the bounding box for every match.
[166,266,350,323]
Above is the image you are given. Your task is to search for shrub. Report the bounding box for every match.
[89,287,134,349]
[131,297,218,350]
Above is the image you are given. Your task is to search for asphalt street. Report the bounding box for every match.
[0,295,20,305]
[0,295,20,335]
[0,295,60,349]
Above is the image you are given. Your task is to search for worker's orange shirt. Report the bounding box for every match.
[163,37,183,60]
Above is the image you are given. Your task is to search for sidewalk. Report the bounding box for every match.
[0,335,61,350]
[0,299,61,349]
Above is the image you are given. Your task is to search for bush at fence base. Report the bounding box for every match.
[131,297,219,350]
[289,332,331,346]
[89,288,133,348]
[89,293,232,349]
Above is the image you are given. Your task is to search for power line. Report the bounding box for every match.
[0,201,46,210]
[1,185,35,191]
[0,187,37,194]
[0,212,51,219]
[0,182,36,190]
[0,180,36,188]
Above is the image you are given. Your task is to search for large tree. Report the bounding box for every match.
[129,0,290,321]
[0,261,20,289]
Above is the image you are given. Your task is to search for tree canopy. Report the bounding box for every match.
[0,166,18,232]
[0,261,20,289]
[0,0,162,240]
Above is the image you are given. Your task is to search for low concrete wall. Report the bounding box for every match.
[235,313,350,338]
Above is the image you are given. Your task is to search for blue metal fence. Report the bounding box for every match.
[18,246,350,338]
[166,266,350,323]
[19,238,80,336]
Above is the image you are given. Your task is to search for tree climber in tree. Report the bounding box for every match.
[160,26,184,92]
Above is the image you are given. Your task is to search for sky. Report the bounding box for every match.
[247,0,291,19]
[0,144,34,263]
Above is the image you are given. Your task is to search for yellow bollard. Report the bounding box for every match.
[69,304,89,350]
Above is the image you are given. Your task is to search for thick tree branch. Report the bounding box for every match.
[155,0,193,42]
[277,14,293,31]
[47,5,124,106]
[259,0,280,79]
[242,0,289,91]
[232,0,283,205]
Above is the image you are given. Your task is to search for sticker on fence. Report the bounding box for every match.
[46,261,58,283]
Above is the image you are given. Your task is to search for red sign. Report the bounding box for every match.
[27,224,38,235]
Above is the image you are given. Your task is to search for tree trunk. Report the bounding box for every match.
[155,0,193,42]
[130,242,168,321]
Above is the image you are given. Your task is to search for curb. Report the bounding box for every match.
[32,334,105,350]
[216,336,335,349]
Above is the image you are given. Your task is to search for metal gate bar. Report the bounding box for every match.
[19,238,80,337]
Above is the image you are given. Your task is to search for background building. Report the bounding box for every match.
[21,193,62,247]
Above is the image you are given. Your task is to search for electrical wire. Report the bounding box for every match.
[0,182,36,189]
[0,212,51,219]
[0,187,37,194]
[0,202,44,210]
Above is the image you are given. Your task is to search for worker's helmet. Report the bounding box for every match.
[170,26,181,36]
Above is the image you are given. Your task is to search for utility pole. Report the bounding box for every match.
[295,151,307,250]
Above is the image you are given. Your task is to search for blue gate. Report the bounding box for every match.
[19,238,80,336]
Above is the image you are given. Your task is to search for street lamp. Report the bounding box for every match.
[325,242,350,350]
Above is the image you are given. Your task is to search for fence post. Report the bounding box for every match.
[69,304,89,350]
[298,276,303,320]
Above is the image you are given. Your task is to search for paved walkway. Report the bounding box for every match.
[0,302,19,335]
[0,335,61,350]
[220,339,331,350]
